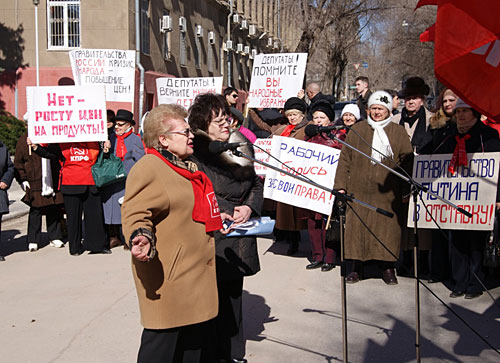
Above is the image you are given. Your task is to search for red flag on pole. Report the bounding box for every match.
[417,0,500,121]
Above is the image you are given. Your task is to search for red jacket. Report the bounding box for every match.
[60,142,100,185]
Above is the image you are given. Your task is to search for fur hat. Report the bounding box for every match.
[368,91,393,112]
[311,100,335,121]
[454,98,471,110]
[284,97,307,114]
[340,103,361,121]
[398,77,430,98]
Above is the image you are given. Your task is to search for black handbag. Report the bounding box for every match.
[484,213,500,268]
[91,152,127,187]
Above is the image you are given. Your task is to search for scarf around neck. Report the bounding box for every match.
[401,107,429,152]
[366,116,394,164]
[146,147,222,233]
[448,134,471,175]
[115,129,133,160]
[280,124,296,137]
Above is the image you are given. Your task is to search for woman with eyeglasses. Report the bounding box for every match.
[101,109,145,248]
[189,93,263,363]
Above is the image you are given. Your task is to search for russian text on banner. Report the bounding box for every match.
[27,85,108,144]
[253,138,273,176]
[156,77,223,108]
[263,136,340,215]
[69,49,135,103]
[247,53,307,109]
[408,153,500,230]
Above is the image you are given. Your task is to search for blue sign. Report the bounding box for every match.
[362,62,368,68]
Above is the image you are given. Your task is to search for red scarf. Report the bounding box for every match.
[280,124,296,137]
[448,134,471,175]
[146,148,222,233]
[115,129,134,160]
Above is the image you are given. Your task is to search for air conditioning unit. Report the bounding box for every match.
[226,40,233,50]
[196,25,203,37]
[267,37,273,47]
[248,24,256,37]
[179,17,187,33]
[237,43,244,53]
[244,45,250,55]
[241,19,248,30]
[250,49,258,59]
[233,13,240,23]
[160,15,172,33]
[208,31,215,45]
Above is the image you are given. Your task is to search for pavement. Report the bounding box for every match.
[0,212,499,362]
[5,175,30,221]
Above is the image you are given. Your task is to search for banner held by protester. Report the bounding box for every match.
[27,85,108,144]
[263,136,340,215]
[247,53,308,109]
[69,49,135,103]
[408,153,500,230]
[156,77,223,108]
[253,138,273,176]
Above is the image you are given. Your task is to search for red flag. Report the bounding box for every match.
[418,1,500,121]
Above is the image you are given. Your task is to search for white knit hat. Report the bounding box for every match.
[368,90,393,112]
[341,103,361,120]
[454,98,471,110]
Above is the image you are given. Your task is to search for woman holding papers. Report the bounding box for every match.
[189,93,263,363]
[425,98,500,299]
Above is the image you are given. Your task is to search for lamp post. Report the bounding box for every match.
[33,0,40,86]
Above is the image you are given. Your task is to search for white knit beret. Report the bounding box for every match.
[368,91,393,112]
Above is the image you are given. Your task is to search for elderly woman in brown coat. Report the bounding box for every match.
[121,104,220,363]
[334,91,413,285]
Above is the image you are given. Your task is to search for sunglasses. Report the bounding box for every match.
[115,122,129,127]
[231,94,239,99]
[166,128,193,137]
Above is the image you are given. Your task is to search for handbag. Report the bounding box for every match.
[484,213,500,268]
[91,152,127,187]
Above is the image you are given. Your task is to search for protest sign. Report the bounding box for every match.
[156,77,223,108]
[69,49,135,103]
[27,85,107,144]
[263,136,340,215]
[247,53,307,108]
[253,138,273,176]
[408,153,500,230]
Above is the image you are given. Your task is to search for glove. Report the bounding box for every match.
[22,181,30,192]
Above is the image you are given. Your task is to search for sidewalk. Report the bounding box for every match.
[5,176,29,221]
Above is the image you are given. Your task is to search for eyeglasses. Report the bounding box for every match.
[166,128,193,137]
[211,116,233,126]
[115,122,128,127]
[231,94,239,99]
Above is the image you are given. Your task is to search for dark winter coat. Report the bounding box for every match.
[0,142,14,214]
[191,130,263,280]
[14,133,64,208]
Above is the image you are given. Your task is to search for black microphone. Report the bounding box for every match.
[305,124,347,137]
[208,140,250,154]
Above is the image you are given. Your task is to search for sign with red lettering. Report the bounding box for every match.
[27,85,107,143]
[408,153,500,230]
[69,49,135,103]
[253,138,273,176]
[156,77,223,108]
[248,53,307,109]
[263,136,340,215]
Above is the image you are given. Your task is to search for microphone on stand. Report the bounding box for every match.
[305,124,348,137]
[208,140,250,154]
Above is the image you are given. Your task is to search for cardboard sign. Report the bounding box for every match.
[253,138,273,176]
[156,77,223,108]
[248,53,307,108]
[408,153,500,230]
[69,49,135,102]
[27,85,107,143]
[263,136,340,215]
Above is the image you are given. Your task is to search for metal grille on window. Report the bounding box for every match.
[194,34,201,69]
[162,10,171,60]
[180,32,187,67]
[141,0,150,55]
[208,44,214,73]
[47,0,80,49]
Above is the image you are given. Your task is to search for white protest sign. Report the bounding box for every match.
[263,136,340,215]
[408,153,500,230]
[253,138,273,176]
[248,53,307,108]
[156,77,223,108]
[27,85,107,143]
[69,49,135,102]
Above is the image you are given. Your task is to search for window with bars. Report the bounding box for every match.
[141,0,150,55]
[194,26,201,69]
[179,32,187,67]
[208,43,214,73]
[47,0,80,50]
[162,9,171,60]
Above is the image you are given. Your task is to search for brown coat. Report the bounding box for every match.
[14,133,64,208]
[334,122,414,261]
[121,154,218,329]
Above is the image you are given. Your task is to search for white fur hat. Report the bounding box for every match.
[368,90,393,112]
[341,103,361,120]
[454,98,471,110]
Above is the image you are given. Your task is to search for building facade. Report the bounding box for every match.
[0,0,300,121]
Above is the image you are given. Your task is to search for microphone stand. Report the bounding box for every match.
[324,131,472,363]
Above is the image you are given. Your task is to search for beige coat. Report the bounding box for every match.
[334,122,414,261]
[391,107,433,147]
[122,154,218,329]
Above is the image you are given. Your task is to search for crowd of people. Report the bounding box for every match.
[0,74,498,362]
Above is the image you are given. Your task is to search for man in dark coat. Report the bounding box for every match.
[355,76,372,120]
[0,140,15,261]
